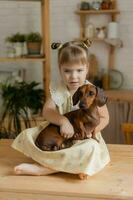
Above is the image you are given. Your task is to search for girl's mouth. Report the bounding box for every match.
[69,82,79,85]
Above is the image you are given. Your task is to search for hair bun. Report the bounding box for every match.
[51,42,62,49]
[83,38,93,48]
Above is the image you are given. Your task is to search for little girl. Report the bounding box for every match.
[12,40,110,180]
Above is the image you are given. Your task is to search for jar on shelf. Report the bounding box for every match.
[101,0,115,10]
[96,26,106,39]
[107,22,118,39]
[80,1,90,10]
[6,46,15,58]
[91,1,101,10]
[101,0,110,10]
[86,23,95,38]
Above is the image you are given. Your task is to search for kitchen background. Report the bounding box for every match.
[0,0,132,89]
[0,0,133,144]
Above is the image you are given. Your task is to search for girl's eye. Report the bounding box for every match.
[77,69,84,72]
[88,91,94,96]
[64,69,71,73]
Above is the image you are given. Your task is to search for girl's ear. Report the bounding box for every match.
[72,88,81,105]
[95,87,108,107]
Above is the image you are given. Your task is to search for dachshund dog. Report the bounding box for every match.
[35,84,107,151]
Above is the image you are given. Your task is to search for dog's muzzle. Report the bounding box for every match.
[79,102,87,109]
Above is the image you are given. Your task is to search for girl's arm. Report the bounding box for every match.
[42,98,74,138]
[42,98,65,126]
[94,104,109,134]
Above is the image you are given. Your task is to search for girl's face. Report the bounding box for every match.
[60,63,88,91]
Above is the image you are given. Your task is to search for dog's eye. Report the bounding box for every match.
[88,91,94,96]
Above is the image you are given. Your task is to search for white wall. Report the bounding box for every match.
[0,0,133,89]
[0,1,42,86]
[50,0,133,89]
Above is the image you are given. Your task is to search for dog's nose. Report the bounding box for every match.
[79,102,86,109]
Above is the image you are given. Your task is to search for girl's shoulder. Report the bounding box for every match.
[50,80,93,107]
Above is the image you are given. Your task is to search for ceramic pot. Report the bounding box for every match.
[27,42,41,55]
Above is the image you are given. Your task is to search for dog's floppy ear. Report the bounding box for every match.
[95,87,108,107]
[72,87,81,105]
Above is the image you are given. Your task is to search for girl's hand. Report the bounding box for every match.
[60,117,74,139]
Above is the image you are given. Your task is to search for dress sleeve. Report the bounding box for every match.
[50,82,69,107]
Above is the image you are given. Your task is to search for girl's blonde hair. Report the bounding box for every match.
[51,40,92,68]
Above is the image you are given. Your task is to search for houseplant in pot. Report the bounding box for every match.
[0,81,45,138]
[26,32,42,55]
[5,32,26,57]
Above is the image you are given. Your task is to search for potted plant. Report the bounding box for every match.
[0,81,45,138]
[6,32,25,43]
[5,32,26,57]
[26,32,42,55]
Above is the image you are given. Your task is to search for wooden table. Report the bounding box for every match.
[0,139,133,200]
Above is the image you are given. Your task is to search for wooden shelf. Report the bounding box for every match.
[75,0,120,70]
[0,57,46,62]
[76,9,120,15]
[0,0,50,98]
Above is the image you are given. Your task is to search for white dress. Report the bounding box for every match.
[12,81,110,176]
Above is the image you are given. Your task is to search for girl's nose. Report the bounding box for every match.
[71,71,78,78]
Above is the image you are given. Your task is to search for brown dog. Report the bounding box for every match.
[35,84,107,151]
